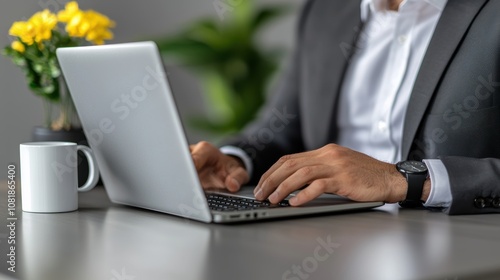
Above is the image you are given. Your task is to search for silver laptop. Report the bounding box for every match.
[56,42,383,223]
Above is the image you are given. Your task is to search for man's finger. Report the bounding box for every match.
[191,142,216,171]
[200,174,226,190]
[289,179,332,206]
[255,154,322,200]
[224,167,249,192]
[256,152,309,187]
[255,150,319,194]
[267,165,328,204]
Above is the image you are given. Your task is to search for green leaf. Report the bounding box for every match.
[12,56,26,66]
[48,57,61,78]
[2,46,14,57]
[50,67,61,78]
[185,20,227,50]
[151,3,290,135]
[156,36,219,65]
[41,84,55,94]
[251,5,290,33]
[33,63,44,73]
[201,72,235,121]
[232,0,253,29]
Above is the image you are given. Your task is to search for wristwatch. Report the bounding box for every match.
[396,160,428,207]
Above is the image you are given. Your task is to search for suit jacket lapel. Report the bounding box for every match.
[401,0,489,159]
[303,0,363,149]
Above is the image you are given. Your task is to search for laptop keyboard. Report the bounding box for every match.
[206,193,290,212]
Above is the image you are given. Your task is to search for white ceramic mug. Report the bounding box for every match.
[20,142,100,213]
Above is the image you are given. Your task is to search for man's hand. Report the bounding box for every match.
[254,144,412,206]
[190,141,249,192]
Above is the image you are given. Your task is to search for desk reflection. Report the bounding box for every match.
[5,180,500,280]
[21,207,211,280]
[19,204,394,280]
[21,211,90,280]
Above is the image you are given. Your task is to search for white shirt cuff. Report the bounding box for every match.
[422,159,452,208]
[220,146,253,178]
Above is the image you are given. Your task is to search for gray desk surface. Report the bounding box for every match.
[1,182,500,280]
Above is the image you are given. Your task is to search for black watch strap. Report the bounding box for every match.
[399,173,426,208]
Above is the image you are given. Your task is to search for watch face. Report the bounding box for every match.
[399,161,427,173]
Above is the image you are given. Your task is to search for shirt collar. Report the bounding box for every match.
[360,0,448,22]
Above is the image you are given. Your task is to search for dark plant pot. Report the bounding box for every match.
[31,126,90,186]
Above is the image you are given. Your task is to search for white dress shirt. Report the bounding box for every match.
[222,0,452,209]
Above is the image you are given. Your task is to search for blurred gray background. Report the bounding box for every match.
[0,0,301,180]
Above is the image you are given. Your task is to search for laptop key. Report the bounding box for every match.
[206,193,290,211]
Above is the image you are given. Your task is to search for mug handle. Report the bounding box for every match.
[77,145,100,192]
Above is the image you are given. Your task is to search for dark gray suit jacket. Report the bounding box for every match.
[225,0,500,215]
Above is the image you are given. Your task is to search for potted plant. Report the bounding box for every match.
[3,1,115,133]
[3,2,114,183]
[155,2,289,137]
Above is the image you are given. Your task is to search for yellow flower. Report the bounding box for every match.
[9,21,36,45]
[58,2,88,37]
[83,10,115,45]
[57,1,81,23]
[28,10,58,43]
[64,11,89,38]
[58,2,115,44]
[11,41,26,53]
[9,10,57,46]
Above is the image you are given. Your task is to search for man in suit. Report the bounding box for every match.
[190,0,500,214]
